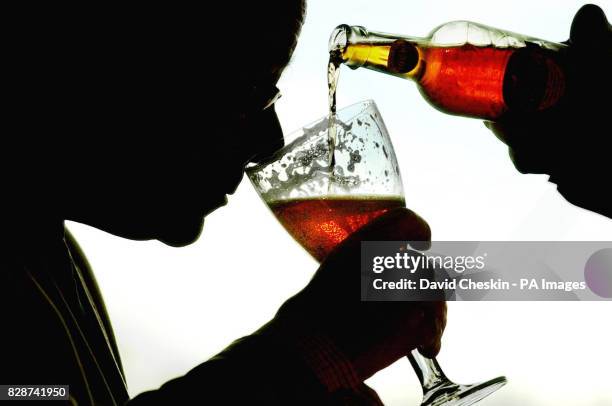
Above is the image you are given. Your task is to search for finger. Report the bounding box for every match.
[507,147,531,175]
[483,110,538,147]
[570,4,612,47]
[484,120,511,145]
[417,301,447,358]
[347,207,431,247]
[306,209,429,299]
[485,116,555,175]
[314,208,431,303]
[324,207,431,264]
[418,338,441,359]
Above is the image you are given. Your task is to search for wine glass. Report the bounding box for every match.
[246,100,506,405]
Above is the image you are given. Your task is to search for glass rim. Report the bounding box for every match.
[246,99,377,172]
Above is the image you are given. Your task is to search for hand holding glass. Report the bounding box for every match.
[247,100,506,405]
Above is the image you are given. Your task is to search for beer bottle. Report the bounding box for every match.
[329,22,567,120]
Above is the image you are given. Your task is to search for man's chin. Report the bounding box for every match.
[157,195,228,247]
[157,218,205,247]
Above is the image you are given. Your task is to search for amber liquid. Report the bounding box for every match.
[418,45,514,119]
[343,42,565,120]
[270,196,405,262]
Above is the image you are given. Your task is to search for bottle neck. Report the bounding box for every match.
[329,25,425,80]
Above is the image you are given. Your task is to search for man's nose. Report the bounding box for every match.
[248,105,285,164]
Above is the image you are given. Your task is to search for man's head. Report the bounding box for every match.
[8,2,306,246]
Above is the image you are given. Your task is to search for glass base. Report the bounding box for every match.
[421,376,507,406]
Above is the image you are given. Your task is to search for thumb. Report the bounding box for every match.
[306,207,430,300]
[569,4,612,47]
[348,207,430,245]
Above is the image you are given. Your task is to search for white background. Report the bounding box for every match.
[69,1,612,404]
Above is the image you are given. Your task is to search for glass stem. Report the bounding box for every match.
[407,350,449,392]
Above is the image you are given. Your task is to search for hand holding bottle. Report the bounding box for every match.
[486,4,612,218]
[330,18,568,121]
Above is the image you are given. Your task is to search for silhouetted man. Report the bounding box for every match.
[2,2,445,404]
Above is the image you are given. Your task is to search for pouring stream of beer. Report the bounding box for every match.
[327,50,342,187]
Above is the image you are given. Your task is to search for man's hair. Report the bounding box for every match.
[4,2,307,173]
[223,0,307,78]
